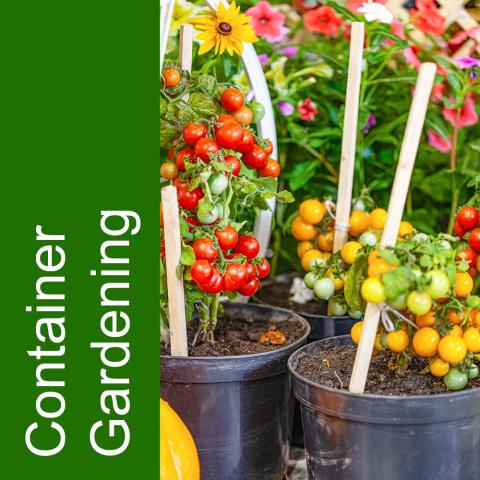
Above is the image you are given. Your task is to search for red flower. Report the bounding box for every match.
[304,6,342,35]
[412,0,446,36]
[431,83,446,103]
[298,98,318,122]
[442,95,479,128]
[427,130,451,153]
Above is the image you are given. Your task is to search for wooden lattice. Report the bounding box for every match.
[386,0,480,57]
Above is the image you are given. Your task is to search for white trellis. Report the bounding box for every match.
[386,0,480,57]
[160,0,278,257]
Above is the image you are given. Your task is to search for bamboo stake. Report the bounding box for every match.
[161,185,188,356]
[333,22,365,253]
[349,62,437,394]
[179,24,193,73]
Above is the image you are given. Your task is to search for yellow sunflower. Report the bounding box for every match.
[191,1,258,56]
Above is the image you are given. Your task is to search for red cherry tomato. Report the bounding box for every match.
[454,221,465,239]
[200,268,223,294]
[190,260,214,284]
[215,122,244,150]
[246,262,257,281]
[457,248,477,267]
[221,88,244,112]
[175,148,195,172]
[183,123,207,146]
[223,262,248,291]
[235,129,255,153]
[174,178,203,210]
[238,277,260,296]
[258,159,281,178]
[168,148,175,160]
[223,154,241,176]
[263,140,273,156]
[194,138,220,163]
[235,236,260,259]
[192,238,218,262]
[214,114,239,133]
[243,145,267,170]
[256,258,271,279]
[469,228,480,254]
[457,206,479,231]
[215,226,238,250]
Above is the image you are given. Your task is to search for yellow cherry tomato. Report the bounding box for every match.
[367,258,395,279]
[291,216,317,241]
[429,357,450,377]
[398,221,414,237]
[341,241,362,265]
[326,270,345,291]
[361,277,387,304]
[299,199,326,225]
[369,208,388,230]
[317,230,334,252]
[301,249,324,271]
[438,335,467,364]
[349,210,370,237]
[416,311,435,328]
[475,312,480,327]
[463,327,480,353]
[351,321,363,344]
[160,161,179,180]
[413,327,440,357]
[368,249,379,265]
[448,310,464,325]
[387,329,409,353]
[455,272,474,298]
[297,241,314,259]
[449,325,463,337]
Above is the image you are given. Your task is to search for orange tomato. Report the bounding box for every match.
[301,249,324,271]
[341,241,362,265]
[413,327,440,357]
[455,272,474,298]
[368,249,379,265]
[317,230,334,252]
[297,241,314,258]
[448,310,463,325]
[463,327,480,353]
[429,357,450,377]
[160,162,179,180]
[438,335,467,364]
[368,258,395,279]
[351,321,363,344]
[398,221,414,237]
[416,311,435,328]
[299,199,326,225]
[162,68,181,87]
[449,325,463,337]
[387,329,409,353]
[369,208,388,230]
[349,210,370,237]
[291,216,317,241]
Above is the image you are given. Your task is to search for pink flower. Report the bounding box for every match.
[298,98,318,121]
[427,130,451,153]
[304,6,342,35]
[347,0,386,14]
[402,47,421,70]
[431,83,446,103]
[442,95,479,128]
[391,19,406,40]
[246,1,288,42]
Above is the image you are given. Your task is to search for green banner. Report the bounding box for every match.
[2,0,159,477]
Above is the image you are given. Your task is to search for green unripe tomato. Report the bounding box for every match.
[387,292,407,311]
[250,102,265,122]
[407,291,432,316]
[208,173,228,195]
[197,205,219,224]
[304,272,317,289]
[413,233,429,243]
[328,298,348,316]
[468,364,479,380]
[359,231,377,247]
[309,257,326,269]
[313,278,335,300]
[348,310,363,320]
[443,367,468,391]
[352,198,366,212]
[424,270,450,299]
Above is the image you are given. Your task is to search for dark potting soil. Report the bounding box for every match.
[162,309,307,357]
[295,342,480,395]
[255,279,327,315]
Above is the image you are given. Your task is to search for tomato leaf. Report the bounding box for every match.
[344,254,368,311]
[180,245,195,266]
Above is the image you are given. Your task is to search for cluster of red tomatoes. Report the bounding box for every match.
[454,206,480,278]
[189,227,270,296]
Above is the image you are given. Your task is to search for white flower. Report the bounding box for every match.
[357,2,393,24]
[289,277,314,305]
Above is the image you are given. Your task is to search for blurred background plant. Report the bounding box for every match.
[162,0,480,275]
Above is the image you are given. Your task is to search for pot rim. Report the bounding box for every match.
[288,335,480,401]
[162,302,310,361]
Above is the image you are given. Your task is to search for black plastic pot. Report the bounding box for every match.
[161,303,310,480]
[253,272,356,341]
[289,336,480,480]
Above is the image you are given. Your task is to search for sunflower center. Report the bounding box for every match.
[218,22,232,34]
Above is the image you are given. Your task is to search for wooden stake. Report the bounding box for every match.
[179,24,193,73]
[333,22,365,253]
[161,185,188,356]
[349,62,437,394]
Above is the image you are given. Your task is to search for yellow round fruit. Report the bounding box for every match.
[387,329,409,353]
[398,221,414,237]
[301,249,324,271]
[361,277,387,304]
[368,249,379,265]
[297,241,314,259]
[416,311,435,328]
[326,270,345,291]
[463,327,480,353]
[291,216,317,241]
[299,199,326,225]
[455,272,474,298]
[429,357,450,377]
[367,258,395,279]
[349,210,370,237]
[413,327,440,357]
[341,241,362,265]
[351,321,363,344]
[438,335,467,364]
[449,325,463,337]
[317,230,334,252]
[369,208,388,230]
[160,399,200,480]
